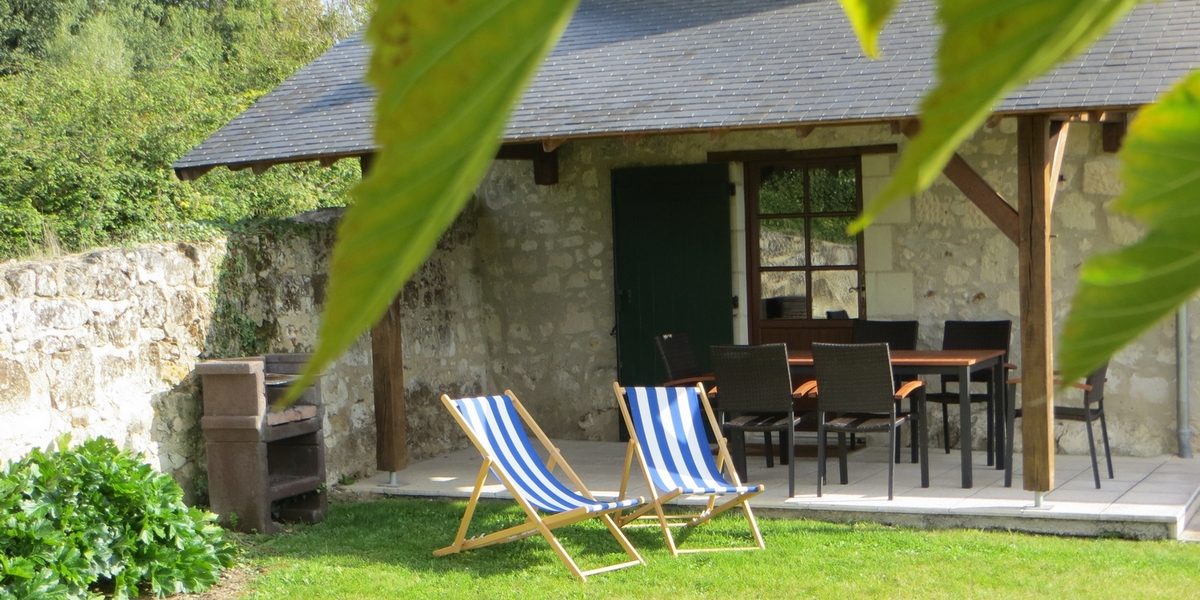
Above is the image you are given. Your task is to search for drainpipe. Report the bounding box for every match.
[1178,305,1193,458]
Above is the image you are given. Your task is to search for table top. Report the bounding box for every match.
[787,348,1005,367]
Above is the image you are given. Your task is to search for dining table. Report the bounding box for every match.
[788,348,1008,488]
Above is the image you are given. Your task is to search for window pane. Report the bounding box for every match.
[810,217,857,266]
[810,166,857,213]
[760,272,807,319]
[811,270,859,319]
[760,218,806,267]
[759,167,805,214]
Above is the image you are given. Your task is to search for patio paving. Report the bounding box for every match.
[349,439,1200,540]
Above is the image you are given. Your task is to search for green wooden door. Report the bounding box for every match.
[612,164,733,388]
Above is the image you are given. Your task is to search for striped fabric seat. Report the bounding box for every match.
[623,386,761,496]
[436,390,645,580]
[450,395,640,514]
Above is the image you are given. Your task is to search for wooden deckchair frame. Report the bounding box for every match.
[434,390,645,581]
[612,382,766,555]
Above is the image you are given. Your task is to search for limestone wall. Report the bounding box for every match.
[0,208,492,498]
[473,121,1199,457]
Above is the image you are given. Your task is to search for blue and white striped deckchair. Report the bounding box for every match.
[435,391,645,580]
[613,383,766,554]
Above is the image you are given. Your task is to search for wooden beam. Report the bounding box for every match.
[897,126,1019,245]
[359,155,408,473]
[1047,122,1070,208]
[495,143,558,185]
[541,138,566,153]
[1017,115,1056,492]
[1102,121,1127,153]
[707,144,898,164]
[794,125,817,138]
[942,154,1020,245]
[371,295,408,472]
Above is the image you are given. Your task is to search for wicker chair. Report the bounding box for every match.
[811,343,925,500]
[850,320,918,350]
[654,332,715,389]
[1005,362,1113,488]
[924,320,1011,463]
[710,344,806,497]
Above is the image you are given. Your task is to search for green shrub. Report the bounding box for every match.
[0,437,236,599]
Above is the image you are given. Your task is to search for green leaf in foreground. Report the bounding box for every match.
[850,0,1137,232]
[282,0,579,403]
[838,0,898,59]
[1058,70,1200,383]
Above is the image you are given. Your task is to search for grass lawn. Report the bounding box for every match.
[225,497,1200,599]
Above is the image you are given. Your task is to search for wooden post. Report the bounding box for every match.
[1016,116,1055,492]
[361,154,408,473]
[371,296,408,472]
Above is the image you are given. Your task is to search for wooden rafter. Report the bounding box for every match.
[900,125,1019,245]
[496,142,559,185]
[942,154,1020,245]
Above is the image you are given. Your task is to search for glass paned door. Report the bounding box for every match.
[748,158,864,348]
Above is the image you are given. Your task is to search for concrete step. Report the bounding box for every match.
[1181,509,1200,542]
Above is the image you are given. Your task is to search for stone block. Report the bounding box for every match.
[864,225,893,271]
[871,273,915,316]
[1083,155,1123,195]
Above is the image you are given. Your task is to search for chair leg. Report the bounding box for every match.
[817,420,826,497]
[1004,381,1017,487]
[764,431,774,468]
[1085,417,1101,489]
[1100,412,1114,479]
[887,424,896,500]
[942,404,951,454]
[729,429,748,483]
[780,431,790,465]
[910,412,919,463]
[786,427,795,497]
[985,392,995,467]
[837,432,848,485]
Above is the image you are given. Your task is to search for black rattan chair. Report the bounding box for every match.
[826,310,851,320]
[710,344,805,497]
[850,320,919,463]
[654,332,715,389]
[851,320,919,350]
[924,320,1011,462]
[1005,362,1112,488]
[811,343,924,500]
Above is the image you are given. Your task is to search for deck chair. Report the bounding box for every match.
[435,391,645,581]
[612,383,766,555]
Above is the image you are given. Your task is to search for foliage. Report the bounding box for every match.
[0,0,363,260]
[237,498,1200,599]
[283,0,580,403]
[836,0,1200,382]
[0,437,236,599]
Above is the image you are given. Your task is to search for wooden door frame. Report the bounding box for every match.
[744,157,866,345]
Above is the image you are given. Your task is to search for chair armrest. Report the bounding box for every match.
[793,380,818,398]
[662,375,715,388]
[894,380,925,399]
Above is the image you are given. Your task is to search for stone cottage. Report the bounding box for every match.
[6,0,1196,495]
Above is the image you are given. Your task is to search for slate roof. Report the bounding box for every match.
[174,0,1200,177]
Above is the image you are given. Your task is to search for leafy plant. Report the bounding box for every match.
[0,437,236,599]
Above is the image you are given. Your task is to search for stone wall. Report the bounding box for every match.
[472,121,1200,458]
[0,207,492,498]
